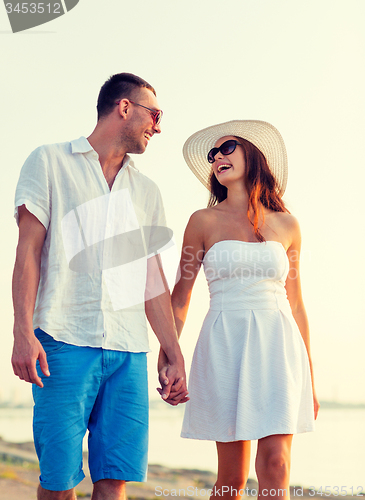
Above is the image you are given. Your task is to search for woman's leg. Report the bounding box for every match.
[255,434,293,499]
[210,441,251,500]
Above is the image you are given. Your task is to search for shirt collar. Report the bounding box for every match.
[70,136,137,171]
[70,136,94,154]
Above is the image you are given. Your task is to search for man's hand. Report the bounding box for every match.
[157,364,189,405]
[11,333,50,388]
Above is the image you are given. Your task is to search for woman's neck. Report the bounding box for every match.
[224,185,249,212]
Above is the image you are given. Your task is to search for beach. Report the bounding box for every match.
[0,438,362,500]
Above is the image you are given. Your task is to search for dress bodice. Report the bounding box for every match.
[203,240,290,312]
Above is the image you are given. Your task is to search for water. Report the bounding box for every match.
[0,407,33,442]
[0,405,364,491]
[148,403,365,490]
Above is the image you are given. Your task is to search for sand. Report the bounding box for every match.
[0,438,362,499]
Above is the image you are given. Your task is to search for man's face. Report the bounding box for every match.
[122,87,162,154]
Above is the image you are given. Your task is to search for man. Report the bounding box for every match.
[12,73,187,500]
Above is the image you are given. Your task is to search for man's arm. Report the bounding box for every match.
[145,254,187,402]
[12,205,49,388]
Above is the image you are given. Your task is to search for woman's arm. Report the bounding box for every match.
[172,211,206,335]
[157,210,206,404]
[285,215,320,420]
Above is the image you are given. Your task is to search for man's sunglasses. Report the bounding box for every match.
[115,99,163,126]
[207,140,242,164]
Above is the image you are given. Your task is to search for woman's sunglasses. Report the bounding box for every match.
[207,140,242,164]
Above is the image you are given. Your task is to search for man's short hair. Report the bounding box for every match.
[97,73,156,121]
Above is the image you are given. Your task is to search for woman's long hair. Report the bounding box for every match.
[208,136,289,242]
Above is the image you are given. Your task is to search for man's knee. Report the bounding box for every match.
[94,479,126,491]
[37,484,76,500]
[92,479,126,499]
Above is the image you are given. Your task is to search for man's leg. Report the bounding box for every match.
[37,485,76,500]
[91,479,126,500]
[33,329,103,495]
[88,351,148,487]
[39,480,127,500]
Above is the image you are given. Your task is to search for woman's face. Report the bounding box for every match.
[210,136,246,186]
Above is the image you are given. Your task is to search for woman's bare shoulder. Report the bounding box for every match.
[264,210,301,248]
[184,208,219,244]
[188,207,219,225]
[273,212,301,247]
[271,211,300,229]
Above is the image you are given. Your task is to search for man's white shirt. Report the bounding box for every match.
[14,136,169,352]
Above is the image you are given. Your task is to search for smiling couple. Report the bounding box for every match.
[12,72,318,500]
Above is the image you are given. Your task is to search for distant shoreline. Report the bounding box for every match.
[1,400,365,410]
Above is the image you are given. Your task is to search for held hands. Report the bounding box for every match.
[157,364,189,406]
[11,333,50,388]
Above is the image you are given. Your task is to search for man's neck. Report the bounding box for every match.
[87,126,127,189]
[88,126,126,163]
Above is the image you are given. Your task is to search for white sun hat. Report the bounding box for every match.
[182,120,288,196]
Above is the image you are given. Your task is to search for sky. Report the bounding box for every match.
[0,0,364,409]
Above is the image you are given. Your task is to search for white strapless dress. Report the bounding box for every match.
[181,240,315,442]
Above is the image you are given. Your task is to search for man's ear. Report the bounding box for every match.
[116,99,129,119]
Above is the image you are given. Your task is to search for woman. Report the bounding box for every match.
[159,120,319,499]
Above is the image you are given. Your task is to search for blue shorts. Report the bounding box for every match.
[32,328,149,492]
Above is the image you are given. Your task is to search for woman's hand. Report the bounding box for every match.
[313,388,320,420]
[157,364,189,405]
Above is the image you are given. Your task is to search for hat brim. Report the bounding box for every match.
[182,120,288,196]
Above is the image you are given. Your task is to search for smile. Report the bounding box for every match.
[217,164,232,173]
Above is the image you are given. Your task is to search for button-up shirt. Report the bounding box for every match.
[14,137,167,352]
